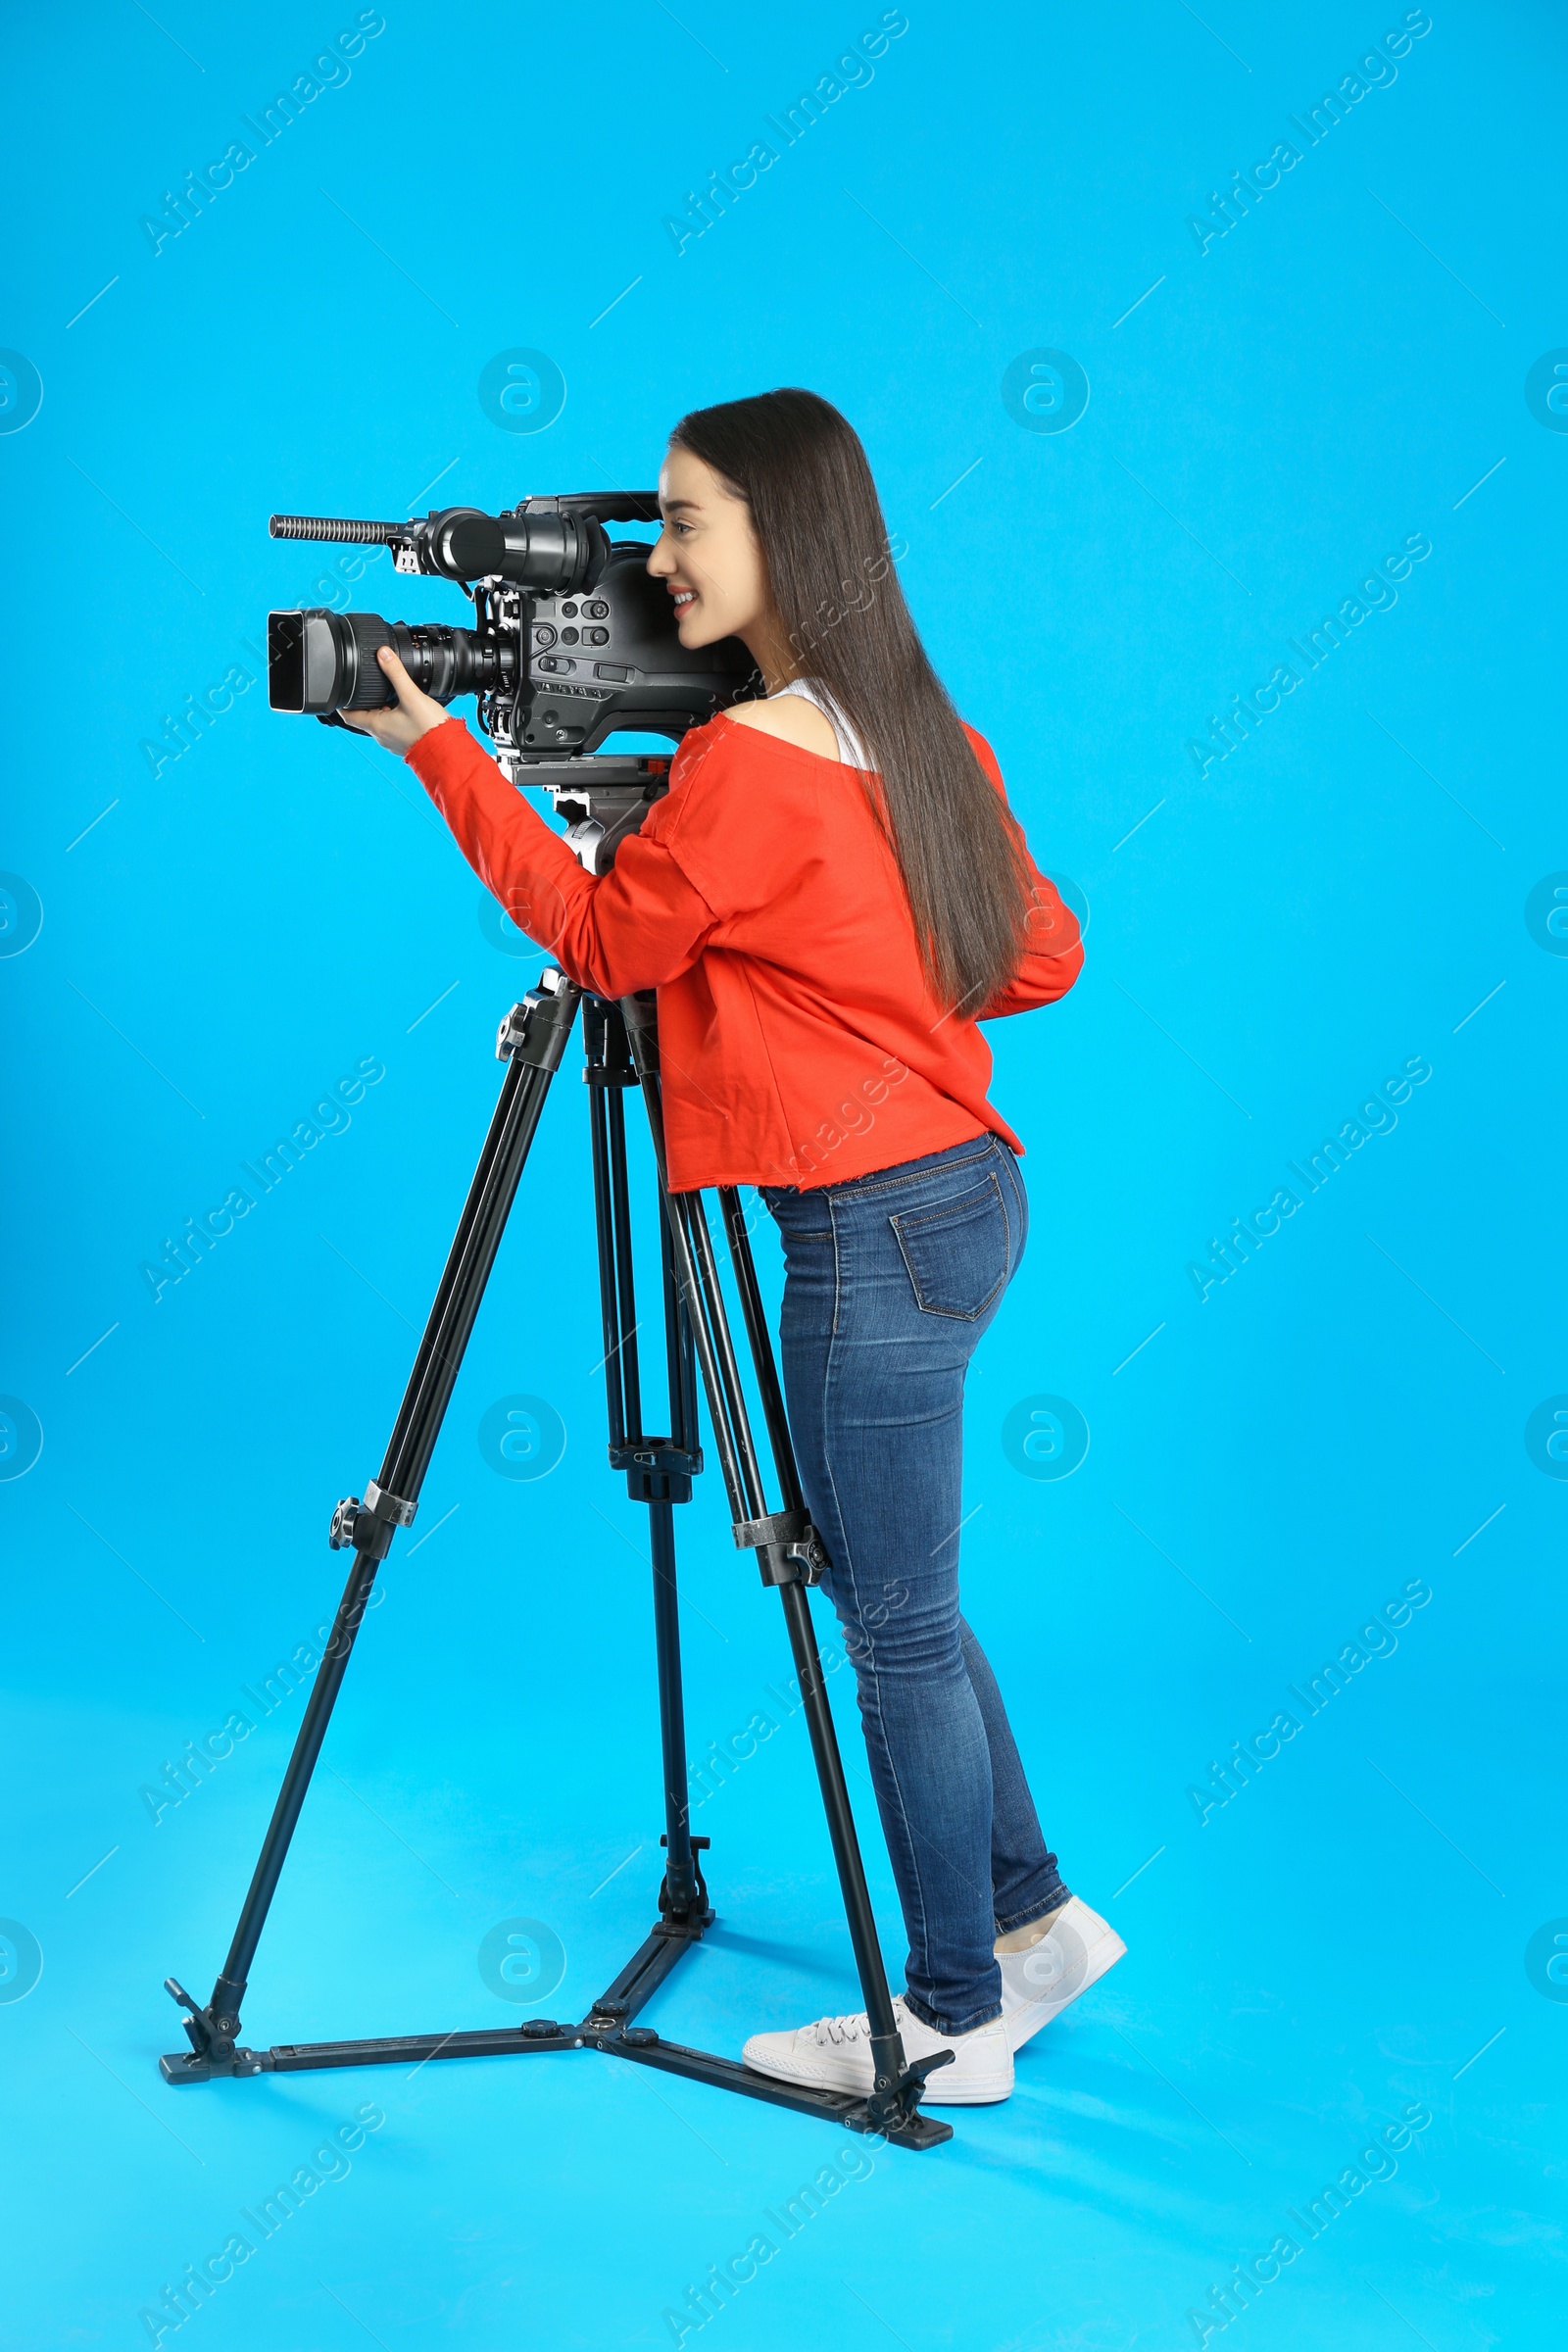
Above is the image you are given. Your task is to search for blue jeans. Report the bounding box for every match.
[760,1133,1070,2035]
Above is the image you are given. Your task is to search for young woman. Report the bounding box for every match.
[346,387,1124,2104]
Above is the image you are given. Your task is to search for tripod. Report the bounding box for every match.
[159,969,954,2149]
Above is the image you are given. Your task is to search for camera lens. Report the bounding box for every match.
[268,611,388,712]
[268,609,514,715]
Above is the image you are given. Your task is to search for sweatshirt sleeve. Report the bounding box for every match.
[962,726,1085,1020]
[979,869,1084,1018]
[405,715,719,999]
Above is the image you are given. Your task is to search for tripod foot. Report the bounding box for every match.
[657,1832,710,1925]
[161,1974,262,2081]
[850,2100,955,2151]
[848,2044,957,2140]
[159,2044,268,2085]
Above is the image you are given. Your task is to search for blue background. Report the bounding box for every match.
[3,2,1563,2345]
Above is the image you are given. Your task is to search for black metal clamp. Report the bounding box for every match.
[496,971,580,1070]
[732,1507,831,1588]
[328,1478,417,1560]
[657,1832,710,1922]
[856,2046,956,2135]
[608,1436,704,1507]
[163,1976,263,2080]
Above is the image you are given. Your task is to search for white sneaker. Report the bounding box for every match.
[997,1897,1126,2051]
[742,1995,1014,2106]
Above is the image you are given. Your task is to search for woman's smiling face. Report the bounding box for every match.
[647,446,788,677]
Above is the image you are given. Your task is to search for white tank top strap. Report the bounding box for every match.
[774,676,869,770]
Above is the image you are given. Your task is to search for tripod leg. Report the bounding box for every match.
[161,975,580,2081]
[716,1188,804,1513]
[647,1495,699,1911]
[570,1083,714,2031]
[649,1208,706,1916]
[583,1000,704,1926]
[680,1190,910,2082]
[617,999,931,2127]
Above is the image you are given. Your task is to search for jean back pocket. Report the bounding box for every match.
[890,1171,1010,1320]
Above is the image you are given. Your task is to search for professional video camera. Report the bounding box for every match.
[267,492,760,867]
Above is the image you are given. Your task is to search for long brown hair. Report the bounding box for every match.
[667,387,1034,1018]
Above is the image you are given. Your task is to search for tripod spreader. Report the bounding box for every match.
[157,968,952,2150]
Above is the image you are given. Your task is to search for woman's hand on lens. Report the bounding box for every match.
[340,645,450,753]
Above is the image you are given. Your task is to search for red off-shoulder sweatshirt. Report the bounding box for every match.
[405,709,1083,1193]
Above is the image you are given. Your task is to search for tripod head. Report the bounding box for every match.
[267,491,763,864]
